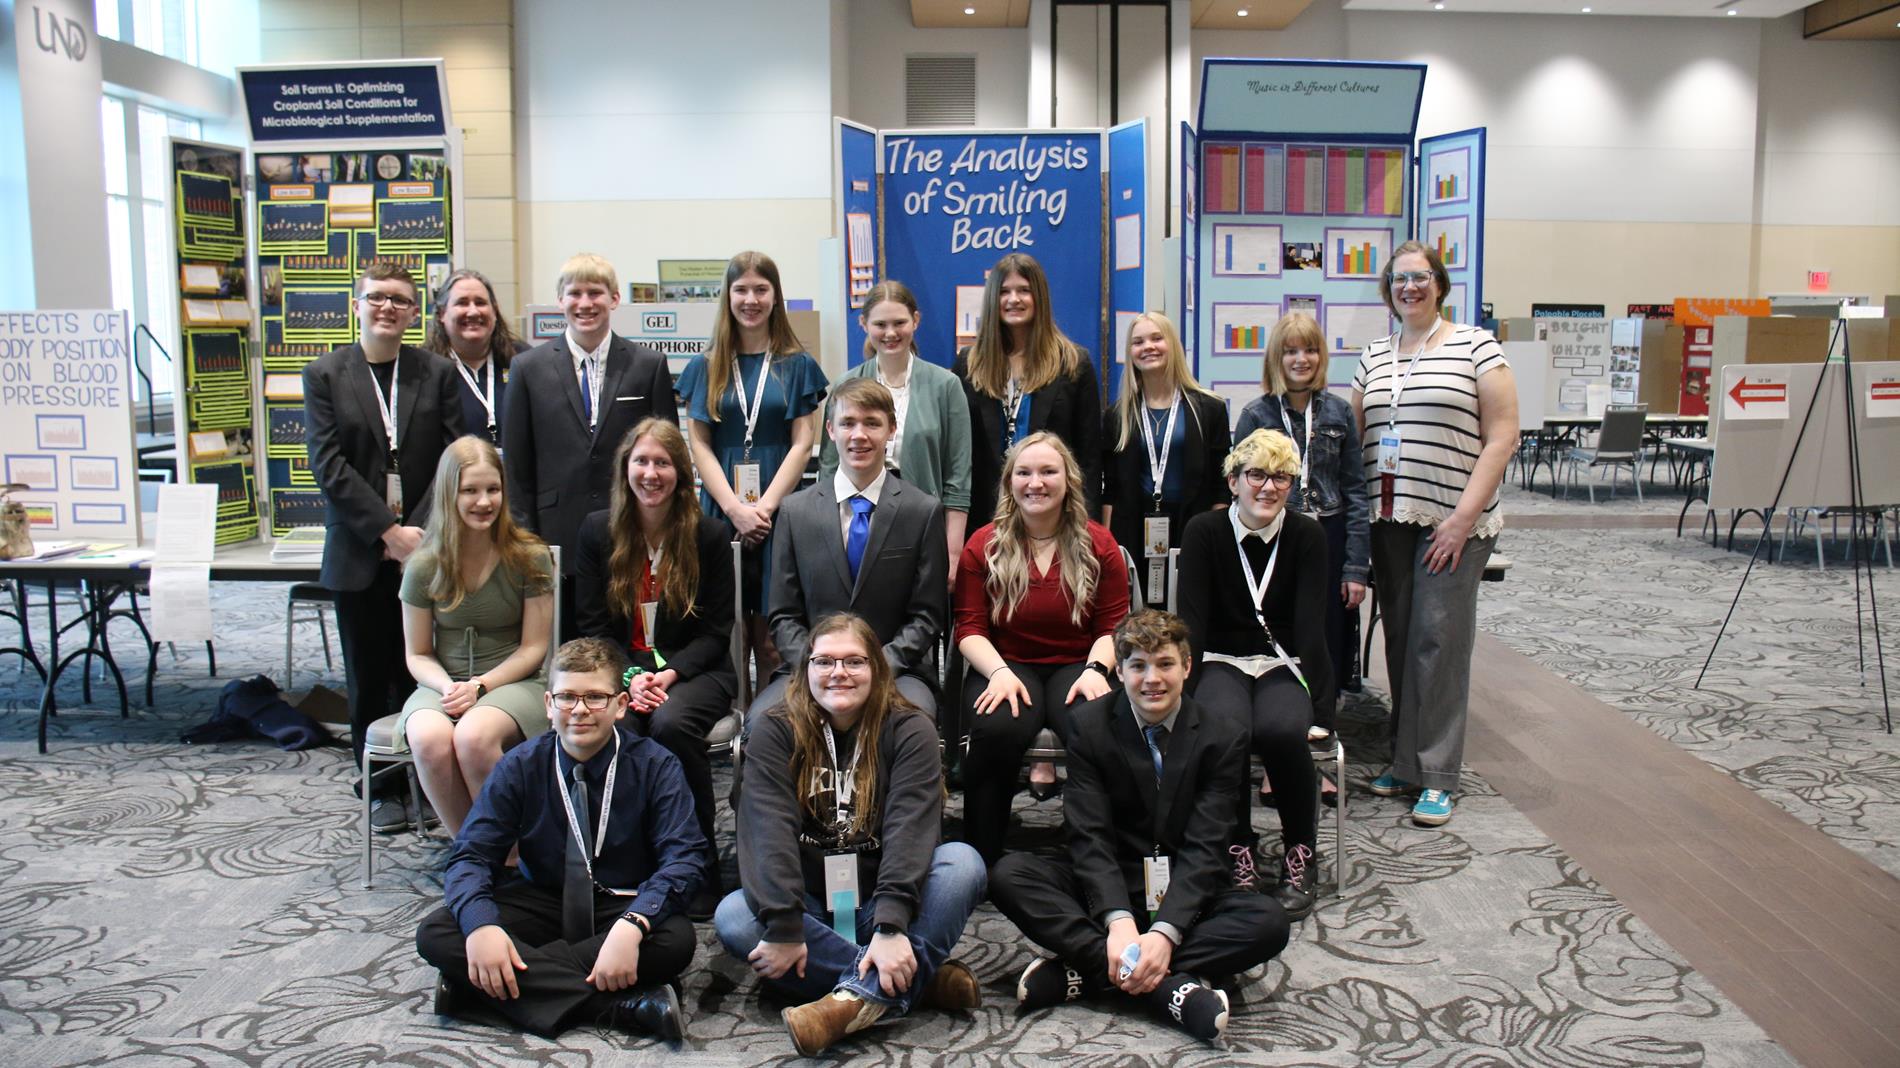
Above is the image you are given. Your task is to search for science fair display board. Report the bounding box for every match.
[1184,60,1486,427]
[832,119,1147,395]
[0,311,143,542]
[1672,297,1769,418]
[1709,360,1900,511]
[237,61,460,535]
[169,137,261,545]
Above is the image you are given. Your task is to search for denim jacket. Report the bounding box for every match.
[1234,390,1370,584]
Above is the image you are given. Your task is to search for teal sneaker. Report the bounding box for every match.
[1367,771,1415,797]
[1412,789,1454,826]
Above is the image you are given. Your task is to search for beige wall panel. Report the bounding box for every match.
[1754,226,1900,299]
[259,28,362,63]
[493,283,521,324]
[456,111,514,158]
[260,0,359,32]
[357,27,402,60]
[400,25,512,70]
[1484,221,1754,319]
[355,0,397,28]
[445,68,513,115]
[461,199,516,243]
[464,240,518,283]
[400,0,514,27]
[461,155,515,199]
[523,199,834,312]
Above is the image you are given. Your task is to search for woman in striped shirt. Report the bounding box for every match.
[1350,241,1518,828]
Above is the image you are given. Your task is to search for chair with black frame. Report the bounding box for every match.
[360,545,561,887]
[1563,404,1649,503]
[1166,547,1349,898]
[284,582,336,691]
[706,540,747,763]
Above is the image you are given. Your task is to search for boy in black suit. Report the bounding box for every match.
[503,253,678,638]
[304,261,464,831]
[990,610,1290,1043]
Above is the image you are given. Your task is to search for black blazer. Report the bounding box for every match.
[502,334,678,573]
[573,509,737,686]
[1101,390,1231,564]
[1175,507,1336,724]
[303,343,464,592]
[1063,691,1250,932]
[952,348,1103,526]
[766,474,947,676]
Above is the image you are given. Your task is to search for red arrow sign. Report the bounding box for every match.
[1728,376,1787,409]
[1872,382,1900,402]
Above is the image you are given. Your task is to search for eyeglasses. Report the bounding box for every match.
[1240,469,1294,489]
[808,655,872,673]
[360,291,418,309]
[550,691,618,711]
[1390,271,1435,289]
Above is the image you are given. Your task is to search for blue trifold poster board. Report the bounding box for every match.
[1416,127,1486,327]
[1105,119,1147,399]
[1184,59,1485,427]
[834,122,1145,388]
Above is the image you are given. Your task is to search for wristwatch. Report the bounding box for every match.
[473,679,489,699]
[1084,660,1114,680]
[622,911,652,935]
[873,922,904,937]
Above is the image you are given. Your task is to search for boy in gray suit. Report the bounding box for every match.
[754,378,946,720]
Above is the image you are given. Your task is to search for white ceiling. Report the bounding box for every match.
[1340,1,1812,15]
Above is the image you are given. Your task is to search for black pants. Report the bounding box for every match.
[1194,662,1318,855]
[631,671,735,887]
[1317,510,1361,709]
[333,561,412,797]
[416,879,697,1037]
[960,659,1090,864]
[556,573,580,645]
[990,852,1289,981]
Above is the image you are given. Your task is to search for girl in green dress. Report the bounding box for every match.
[399,435,556,837]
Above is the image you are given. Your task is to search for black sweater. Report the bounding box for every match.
[573,509,737,684]
[737,706,943,941]
[1176,507,1336,723]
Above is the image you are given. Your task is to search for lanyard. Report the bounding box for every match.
[1003,378,1025,444]
[369,355,399,454]
[1276,396,1314,509]
[555,730,619,870]
[821,723,861,828]
[452,355,496,434]
[1386,318,1441,432]
[877,357,912,467]
[733,354,773,460]
[1136,391,1181,508]
[1233,512,1309,690]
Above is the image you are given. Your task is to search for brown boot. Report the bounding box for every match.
[919,958,982,1011]
[781,991,888,1056]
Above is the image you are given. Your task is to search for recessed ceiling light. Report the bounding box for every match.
[1727,8,1737,14]
[1237,7,1250,15]
[964,5,975,13]
[1580,6,1591,11]
[1434,1,1444,8]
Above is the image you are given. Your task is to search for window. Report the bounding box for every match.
[101,95,201,402]
[97,0,221,71]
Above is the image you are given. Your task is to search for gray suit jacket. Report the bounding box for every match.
[767,473,947,677]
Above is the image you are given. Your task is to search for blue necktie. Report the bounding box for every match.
[1144,724,1167,783]
[846,496,875,581]
[578,357,593,424]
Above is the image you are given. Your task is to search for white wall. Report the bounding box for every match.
[843,0,1029,130]
[515,0,841,305]
[13,0,111,307]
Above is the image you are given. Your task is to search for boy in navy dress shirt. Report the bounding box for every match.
[416,637,706,1040]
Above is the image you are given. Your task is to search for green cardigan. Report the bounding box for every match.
[817,356,973,512]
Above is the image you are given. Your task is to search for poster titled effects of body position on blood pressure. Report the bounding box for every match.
[0,310,142,541]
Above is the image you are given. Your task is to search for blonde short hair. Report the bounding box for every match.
[1223,428,1301,479]
[557,253,619,296]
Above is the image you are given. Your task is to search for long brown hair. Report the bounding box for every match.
[426,267,520,368]
[606,418,702,621]
[965,252,1083,399]
[419,435,547,610]
[776,613,924,839]
[1112,310,1219,452]
[986,431,1099,626]
[704,251,806,421]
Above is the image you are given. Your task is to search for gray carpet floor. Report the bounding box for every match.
[0,490,1846,1064]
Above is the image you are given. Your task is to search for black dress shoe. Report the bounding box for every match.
[1026,777,1062,802]
[433,973,462,1016]
[606,983,683,1042]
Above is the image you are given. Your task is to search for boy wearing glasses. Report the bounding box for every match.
[305,262,464,832]
[416,637,706,1041]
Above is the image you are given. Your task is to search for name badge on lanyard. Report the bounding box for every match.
[821,723,861,936]
[371,357,403,514]
[1143,854,1172,914]
[731,355,771,505]
[1139,394,1180,608]
[1278,398,1315,511]
[1004,379,1025,446]
[1379,328,1434,509]
[454,355,497,443]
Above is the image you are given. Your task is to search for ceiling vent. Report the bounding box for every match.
[906,55,977,126]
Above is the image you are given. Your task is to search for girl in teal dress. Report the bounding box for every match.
[678,250,828,678]
[398,435,555,838]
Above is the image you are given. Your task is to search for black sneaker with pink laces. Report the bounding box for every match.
[1272,843,1317,920]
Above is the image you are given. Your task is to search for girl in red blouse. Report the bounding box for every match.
[954,431,1131,863]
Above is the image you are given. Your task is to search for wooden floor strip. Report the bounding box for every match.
[1457,633,1900,1068]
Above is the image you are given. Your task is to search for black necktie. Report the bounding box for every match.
[1144,724,1168,783]
[562,764,593,943]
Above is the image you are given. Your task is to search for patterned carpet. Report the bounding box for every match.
[0,524,1804,1064]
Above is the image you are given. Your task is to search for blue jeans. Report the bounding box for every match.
[713,842,986,1014]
